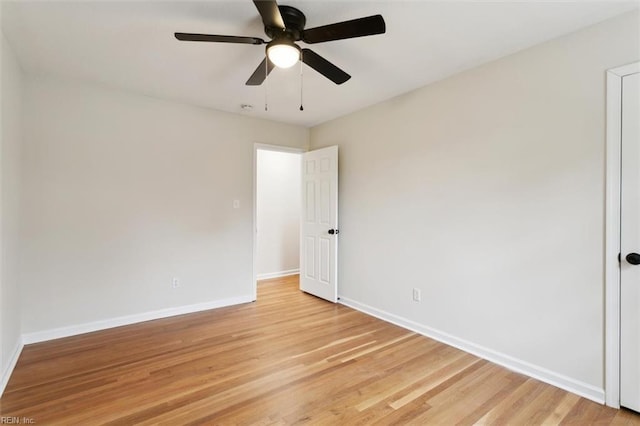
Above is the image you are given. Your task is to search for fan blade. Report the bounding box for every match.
[253,0,285,30]
[175,33,265,45]
[302,15,385,44]
[302,49,350,85]
[246,57,276,86]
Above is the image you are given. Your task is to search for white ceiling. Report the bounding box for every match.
[2,0,638,127]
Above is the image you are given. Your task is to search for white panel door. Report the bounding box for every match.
[621,71,640,412]
[300,146,338,302]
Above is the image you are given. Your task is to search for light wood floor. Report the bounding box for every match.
[1,275,639,425]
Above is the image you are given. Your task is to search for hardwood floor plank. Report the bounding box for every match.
[539,391,582,425]
[505,385,569,425]
[611,409,640,426]
[1,275,639,425]
[388,352,480,410]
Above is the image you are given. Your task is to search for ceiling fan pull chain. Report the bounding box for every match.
[264,54,269,111]
[299,56,304,111]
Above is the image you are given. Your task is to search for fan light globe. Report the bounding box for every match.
[267,42,300,68]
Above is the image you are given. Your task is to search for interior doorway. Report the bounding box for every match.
[253,144,304,299]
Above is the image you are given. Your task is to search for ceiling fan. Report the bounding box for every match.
[175,0,386,86]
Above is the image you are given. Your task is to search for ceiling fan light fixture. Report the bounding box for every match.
[267,40,300,68]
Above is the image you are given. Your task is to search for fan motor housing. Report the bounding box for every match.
[264,5,306,41]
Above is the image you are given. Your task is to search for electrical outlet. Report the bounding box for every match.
[412,288,421,302]
[172,277,180,289]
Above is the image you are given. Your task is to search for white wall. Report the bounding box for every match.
[310,11,640,400]
[0,30,24,392]
[20,75,308,335]
[256,150,301,279]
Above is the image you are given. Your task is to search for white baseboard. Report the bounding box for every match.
[22,295,254,345]
[257,269,299,280]
[1,337,24,397]
[338,295,605,405]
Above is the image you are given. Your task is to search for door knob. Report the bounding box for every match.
[626,253,640,265]
[328,229,339,235]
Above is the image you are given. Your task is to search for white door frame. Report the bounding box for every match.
[252,143,305,301]
[605,61,640,408]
